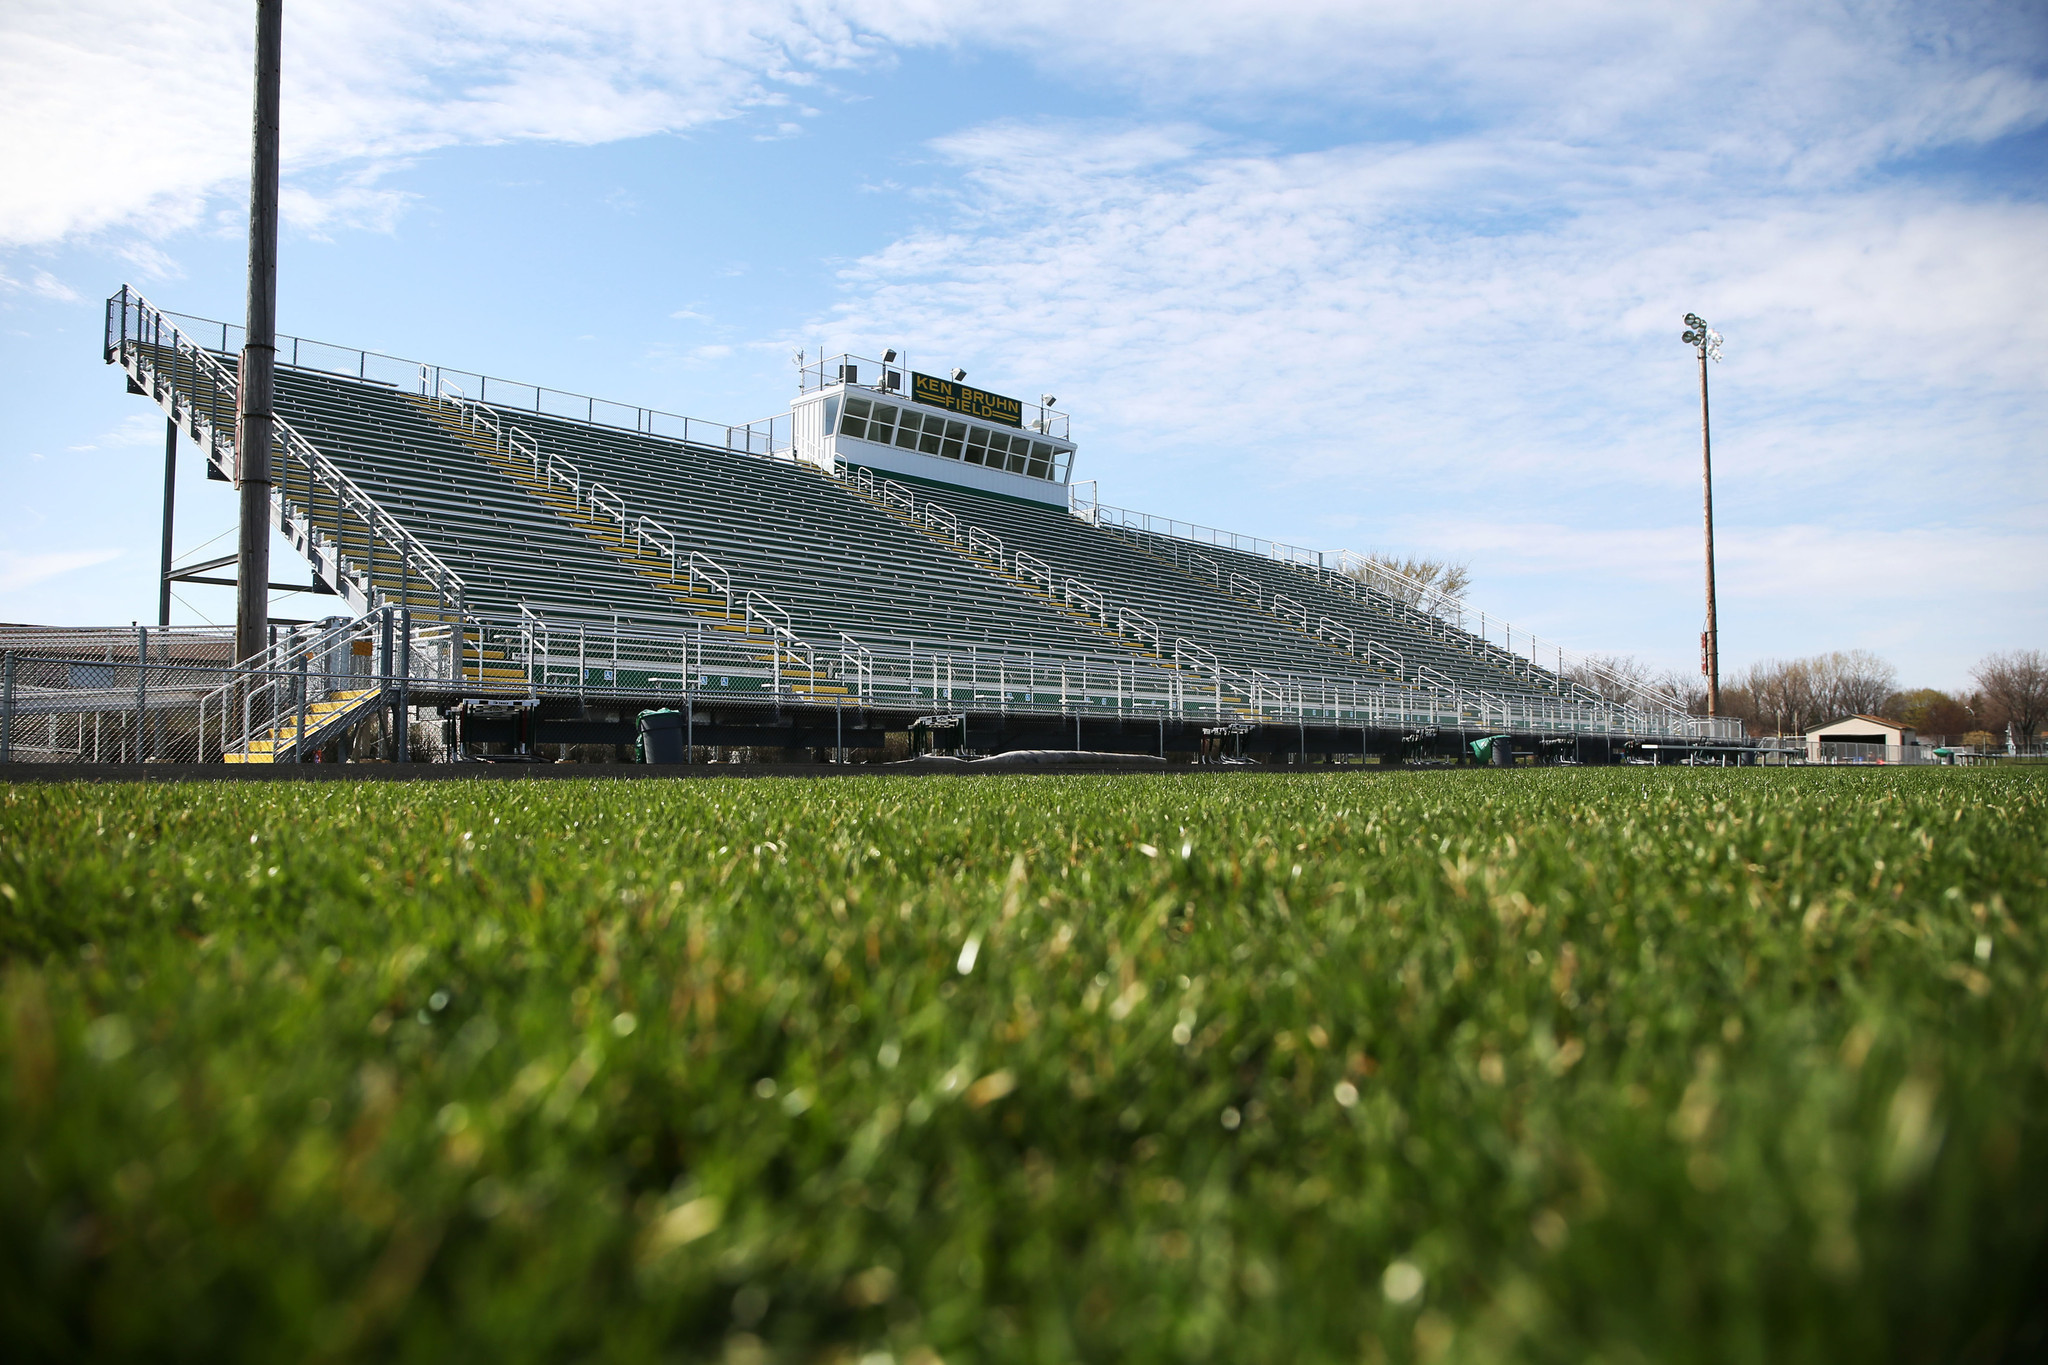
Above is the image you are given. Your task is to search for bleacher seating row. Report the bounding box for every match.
[171,356,1581,709]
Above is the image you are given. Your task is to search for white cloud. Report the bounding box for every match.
[115,241,185,282]
[0,266,78,300]
[5,1,2042,249]
[99,413,169,448]
[824,123,2048,497]
[0,548,122,593]
[0,0,898,248]
[55,413,173,454]
[280,170,416,238]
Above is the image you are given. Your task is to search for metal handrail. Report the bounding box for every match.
[508,428,539,473]
[967,527,1005,563]
[837,633,875,701]
[588,483,626,533]
[195,614,369,761]
[683,552,731,614]
[1117,605,1161,653]
[635,516,679,576]
[1012,552,1054,593]
[545,452,581,499]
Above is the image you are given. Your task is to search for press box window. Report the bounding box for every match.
[839,396,871,441]
[899,410,945,456]
[840,393,1066,481]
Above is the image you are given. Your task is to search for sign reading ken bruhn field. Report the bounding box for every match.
[911,372,1024,429]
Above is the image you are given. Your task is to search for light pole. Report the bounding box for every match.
[1682,312,1723,716]
[235,0,284,667]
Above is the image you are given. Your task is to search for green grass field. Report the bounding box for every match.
[2,769,2044,1363]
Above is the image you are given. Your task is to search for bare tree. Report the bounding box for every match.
[1972,649,2048,741]
[1561,654,1700,715]
[1662,670,1711,717]
[1737,657,1815,736]
[1734,649,1898,734]
[1562,653,1654,705]
[1345,555,1472,614]
[1809,649,1898,721]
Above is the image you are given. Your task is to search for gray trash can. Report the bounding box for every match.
[637,709,686,764]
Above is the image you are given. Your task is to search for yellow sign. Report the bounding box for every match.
[911,371,1023,429]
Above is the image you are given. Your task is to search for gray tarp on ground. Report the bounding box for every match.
[894,750,1167,770]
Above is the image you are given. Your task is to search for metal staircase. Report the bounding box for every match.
[200,615,390,763]
[106,288,469,630]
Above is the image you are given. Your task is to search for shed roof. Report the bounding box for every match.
[1806,714,1914,737]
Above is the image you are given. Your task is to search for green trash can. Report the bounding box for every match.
[1471,735,1513,767]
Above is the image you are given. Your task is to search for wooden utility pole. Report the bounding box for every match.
[235,0,284,666]
[1682,313,1722,716]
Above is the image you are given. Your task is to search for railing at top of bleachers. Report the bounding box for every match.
[132,297,791,460]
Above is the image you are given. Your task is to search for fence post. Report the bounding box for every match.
[293,647,309,764]
[0,651,14,763]
[396,608,411,763]
[135,626,149,761]
[836,693,843,765]
[380,606,395,759]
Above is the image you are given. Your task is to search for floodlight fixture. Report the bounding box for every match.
[1040,394,1057,407]
[882,348,897,362]
[1681,313,1723,363]
[950,367,967,381]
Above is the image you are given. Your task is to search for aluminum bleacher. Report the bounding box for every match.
[102,284,1743,760]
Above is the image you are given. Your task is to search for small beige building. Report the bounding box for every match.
[1806,715,1919,763]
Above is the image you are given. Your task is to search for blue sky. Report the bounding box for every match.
[3,0,2044,690]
